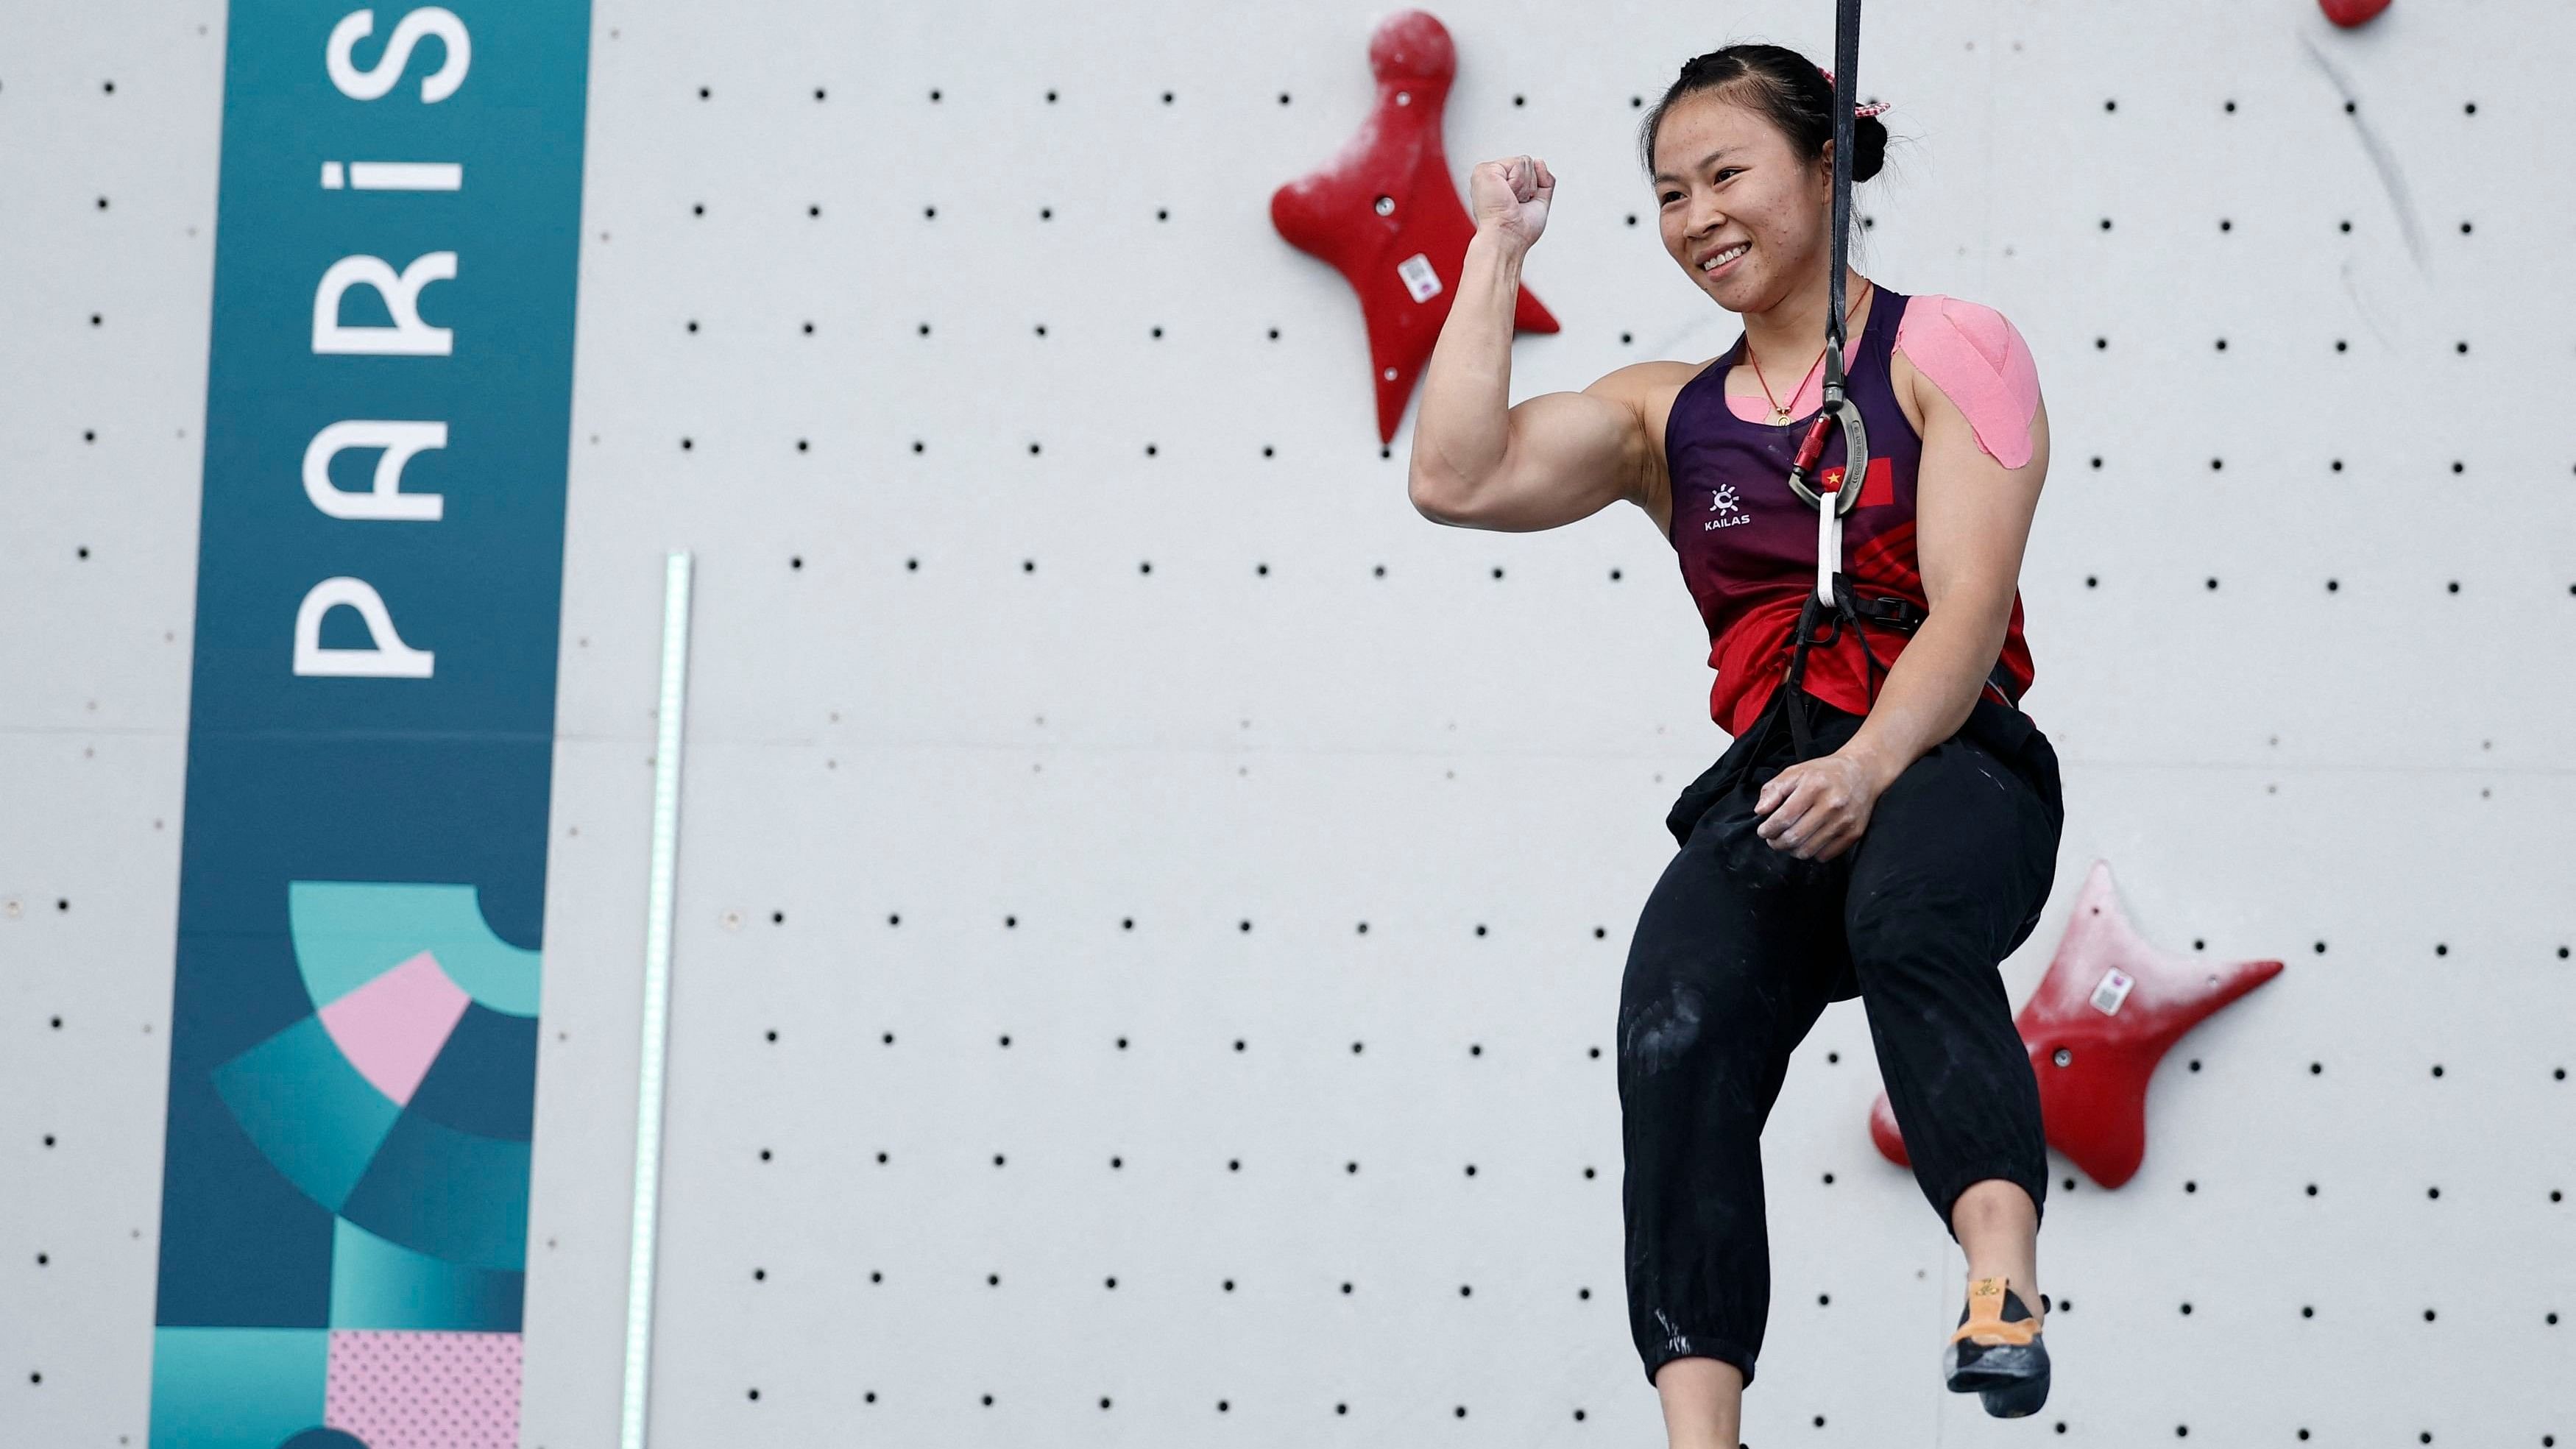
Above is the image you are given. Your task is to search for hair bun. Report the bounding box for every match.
[1852,113,1888,183]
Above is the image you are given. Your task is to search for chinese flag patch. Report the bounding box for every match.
[1818,455,1895,507]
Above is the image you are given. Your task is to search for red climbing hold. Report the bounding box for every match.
[2320,0,2393,28]
[1868,859,2285,1188]
[1270,10,1559,443]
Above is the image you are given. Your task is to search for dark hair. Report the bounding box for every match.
[1638,43,1889,185]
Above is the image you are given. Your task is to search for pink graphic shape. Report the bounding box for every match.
[316,951,473,1108]
[326,1330,522,1449]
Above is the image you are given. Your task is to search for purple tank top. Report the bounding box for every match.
[1663,286,2036,736]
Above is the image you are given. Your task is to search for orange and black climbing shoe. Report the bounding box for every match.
[1942,1275,2050,1417]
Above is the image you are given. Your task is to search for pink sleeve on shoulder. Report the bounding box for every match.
[1893,294,2040,470]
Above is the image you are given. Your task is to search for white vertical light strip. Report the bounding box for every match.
[620,550,694,1449]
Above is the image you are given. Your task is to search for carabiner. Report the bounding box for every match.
[1786,392,1869,517]
[1783,392,1869,606]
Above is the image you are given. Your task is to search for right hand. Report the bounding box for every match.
[1468,155,1554,252]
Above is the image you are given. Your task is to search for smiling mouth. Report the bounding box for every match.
[1701,242,1748,274]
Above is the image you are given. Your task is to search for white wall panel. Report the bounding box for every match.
[5,1,2570,1445]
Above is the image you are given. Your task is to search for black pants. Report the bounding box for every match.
[1617,677,2065,1390]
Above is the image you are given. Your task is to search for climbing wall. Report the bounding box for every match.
[2,0,2570,1445]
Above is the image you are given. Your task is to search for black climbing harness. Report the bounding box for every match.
[1769,0,2017,765]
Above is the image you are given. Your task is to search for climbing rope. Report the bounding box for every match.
[1777,0,1882,762]
[1767,0,2022,765]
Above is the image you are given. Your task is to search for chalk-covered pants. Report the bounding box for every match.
[1617,678,2065,1390]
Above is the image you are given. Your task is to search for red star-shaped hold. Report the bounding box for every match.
[1868,859,2285,1188]
[2319,0,2393,27]
[1270,10,1558,443]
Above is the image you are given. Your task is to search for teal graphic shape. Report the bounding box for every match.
[330,1216,523,1332]
[290,880,541,1018]
[211,882,537,1271]
[210,1016,400,1214]
[339,1107,532,1272]
[149,1326,328,1448]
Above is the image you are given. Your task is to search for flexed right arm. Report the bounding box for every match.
[1408,157,1660,534]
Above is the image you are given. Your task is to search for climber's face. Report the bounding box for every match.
[1652,88,1833,314]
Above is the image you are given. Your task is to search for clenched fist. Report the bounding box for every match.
[1468,155,1554,251]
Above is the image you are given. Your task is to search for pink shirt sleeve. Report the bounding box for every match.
[1892,294,2041,470]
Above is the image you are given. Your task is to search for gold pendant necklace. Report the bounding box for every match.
[1745,278,1871,426]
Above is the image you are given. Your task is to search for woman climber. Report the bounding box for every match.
[1408,40,2064,1441]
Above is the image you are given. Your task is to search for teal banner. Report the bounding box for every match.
[152,5,590,1445]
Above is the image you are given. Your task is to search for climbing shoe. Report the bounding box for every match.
[1942,1275,2050,1417]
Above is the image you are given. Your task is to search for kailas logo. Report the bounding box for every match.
[1702,481,1750,531]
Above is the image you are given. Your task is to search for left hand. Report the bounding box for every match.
[1753,750,1888,861]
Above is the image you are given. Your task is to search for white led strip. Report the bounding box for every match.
[620,550,694,1449]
